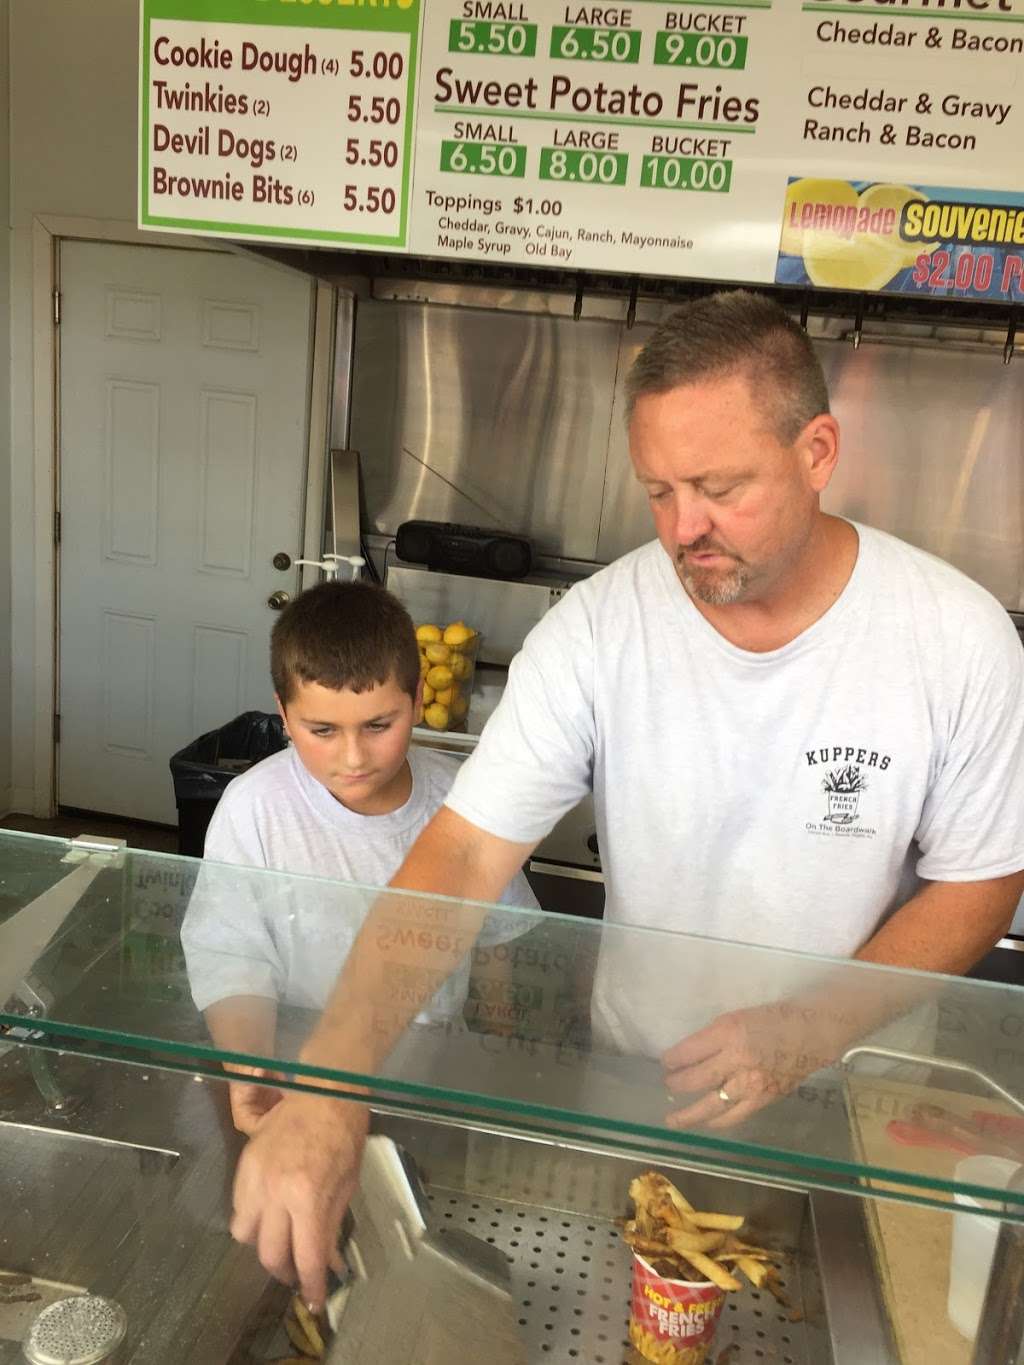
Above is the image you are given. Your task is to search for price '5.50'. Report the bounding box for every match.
[345,138,399,168]
[344,184,397,214]
[347,94,402,125]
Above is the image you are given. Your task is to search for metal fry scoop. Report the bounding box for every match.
[325,1136,527,1365]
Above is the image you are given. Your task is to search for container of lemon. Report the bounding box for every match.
[415,621,480,732]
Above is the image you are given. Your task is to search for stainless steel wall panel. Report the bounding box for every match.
[347,288,1024,610]
[821,341,1024,610]
[599,330,1024,606]
[349,301,618,559]
[597,324,656,566]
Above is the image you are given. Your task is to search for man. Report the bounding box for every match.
[229,290,1024,1306]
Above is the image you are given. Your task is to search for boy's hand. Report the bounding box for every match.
[231,1090,369,1310]
[225,1065,286,1135]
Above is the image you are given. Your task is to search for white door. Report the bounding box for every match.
[58,241,313,824]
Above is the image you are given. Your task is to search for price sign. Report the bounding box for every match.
[140,0,420,247]
[141,0,1024,302]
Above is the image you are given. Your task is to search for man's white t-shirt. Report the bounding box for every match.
[181,744,539,1019]
[445,525,1024,1052]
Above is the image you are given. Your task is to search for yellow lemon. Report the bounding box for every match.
[434,685,457,707]
[858,182,938,267]
[449,652,471,681]
[443,622,475,648]
[449,694,469,722]
[424,642,451,665]
[425,665,453,691]
[416,624,443,644]
[423,702,450,731]
[419,654,430,679]
[422,683,435,705]
[804,230,902,293]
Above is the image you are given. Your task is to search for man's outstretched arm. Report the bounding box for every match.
[230,806,537,1308]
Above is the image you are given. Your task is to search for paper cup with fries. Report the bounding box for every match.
[622,1172,783,1365]
[629,1254,725,1364]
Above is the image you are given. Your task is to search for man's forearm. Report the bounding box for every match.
[786,874,1024,1075]
[300,809,534,1076]
[205,996,278,1068]
[855,873,1023,975]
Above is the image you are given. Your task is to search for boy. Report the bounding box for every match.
[181,580,539,1132]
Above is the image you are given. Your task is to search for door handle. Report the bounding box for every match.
[267,591,290,611]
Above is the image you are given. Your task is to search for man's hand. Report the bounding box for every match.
[231,1091,369,1310]
[662,1000,840,1131]
[225,1065,286,1136]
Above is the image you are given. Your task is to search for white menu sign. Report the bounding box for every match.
[140,0,1024,303]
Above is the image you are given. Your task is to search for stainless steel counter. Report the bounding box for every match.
[0,1043,897,1364]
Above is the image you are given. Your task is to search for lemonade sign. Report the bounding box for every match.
[777,178,1024,303]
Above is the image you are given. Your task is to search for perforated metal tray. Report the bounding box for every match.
[427,1188,809,1365]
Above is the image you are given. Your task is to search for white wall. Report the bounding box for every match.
[8,0,138,812]
[1,0,12,815]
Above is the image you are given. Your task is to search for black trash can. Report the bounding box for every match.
[169,711,287,857]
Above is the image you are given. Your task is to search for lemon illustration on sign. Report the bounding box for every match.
[858,182,938,268]
[424,642,451,665]
[425,664,454,691]
[424,702,450,731]
[780,178,859,257]
[416,624,443,644]
[804,228,902,292]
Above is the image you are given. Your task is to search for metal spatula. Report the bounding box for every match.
[324,1136,527,1365]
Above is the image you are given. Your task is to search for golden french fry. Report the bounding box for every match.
[687,1211,745,1232]
[684,1250,742,1292]
[291,1297,325,1356]
[736,1255,769,1287]
[284,1316,319,1358]
[666,1226,727,1256]
[647,1171,696,1215]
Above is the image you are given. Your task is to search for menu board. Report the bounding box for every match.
[139,0,1024,302]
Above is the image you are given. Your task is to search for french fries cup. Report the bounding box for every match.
[629,1252,726,1365]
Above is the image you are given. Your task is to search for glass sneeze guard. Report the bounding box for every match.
[3,828,1024,1219]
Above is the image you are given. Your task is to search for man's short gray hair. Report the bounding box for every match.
[625,290,830,444]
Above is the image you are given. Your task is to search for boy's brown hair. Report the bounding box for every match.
[271,581,420,706]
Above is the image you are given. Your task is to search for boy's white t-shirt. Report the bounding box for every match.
[181,744,539,1018]
[444,525,1024,1053]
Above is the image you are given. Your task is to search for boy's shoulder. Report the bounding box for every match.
[408,743,463,801]
[214,746,299,813]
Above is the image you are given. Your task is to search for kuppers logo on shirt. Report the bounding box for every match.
[804,745,891,839]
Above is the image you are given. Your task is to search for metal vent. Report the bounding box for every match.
[24,1294,127,1365]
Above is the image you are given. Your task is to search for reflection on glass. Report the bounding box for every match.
[2,830,1024,1215]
